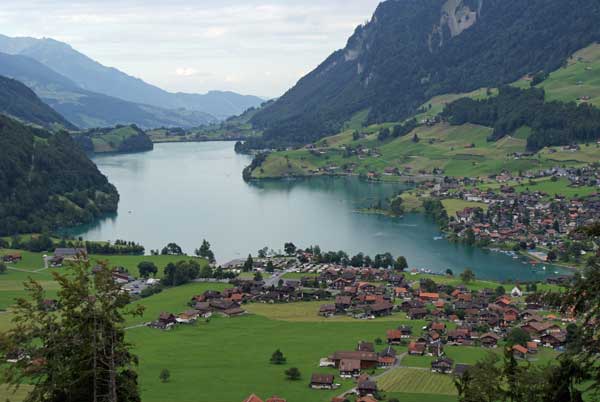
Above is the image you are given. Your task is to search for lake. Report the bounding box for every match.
[69,142,570,281]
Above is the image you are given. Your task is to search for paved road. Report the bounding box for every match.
[263,269,291,287]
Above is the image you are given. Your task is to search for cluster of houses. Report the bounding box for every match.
[148,287,249,330]
[1,252,22,263]
[430,177,600,249]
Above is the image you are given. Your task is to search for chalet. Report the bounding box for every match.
[330,351,379,369]
[511,286,523,297]
[339,359,361,378]
[177,310,200,324]
[193,302,212,317]
[386,329,403,345]
[378,346,397,368]
[399,325,413,338]
[428,341,444,357]
[210,299,240,311]
[480,333,500,348]
[419,292,439,302]
[2,253,22,263]
[310,374,336,390]
[357,378,378,397]
[369,301,394,317]
[150,312,177,330]
[429,322,446,333]
[408,308,428,320]
[319,304,336,317]
[335,296,353,310]
[541,332,566,349]
[527,341,538,354]
[447,328,471,345]
[431,357,454,374]
[394,287,410,299]
[512,344,529,359]
[408,341,426,356]
[54,248,87,260]
[521,322,561,339]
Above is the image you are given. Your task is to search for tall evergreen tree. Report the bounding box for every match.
[0,260,143,402]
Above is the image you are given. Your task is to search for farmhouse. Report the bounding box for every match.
[512,344,529,359]
[408,341,426,356]
[480,333,501,348]
[2,253,22,263]
[431,357,454,374]
[357,377,378,397]
[330,351,379,370]
[339,359,361,378]
[54,248,87,260]
[309,374,336,390]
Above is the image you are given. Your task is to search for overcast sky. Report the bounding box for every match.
[0,0,382,97]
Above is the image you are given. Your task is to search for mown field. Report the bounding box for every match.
[377,368,456,395]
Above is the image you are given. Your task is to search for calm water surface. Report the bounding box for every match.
[69,142,570,281]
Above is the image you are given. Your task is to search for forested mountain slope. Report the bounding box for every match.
[0,75,76,130]
[0,115,119,235]
[0,52,216,129]
[0,34,264,119]
[248,0,600,149]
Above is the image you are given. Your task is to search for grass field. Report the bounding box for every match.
[538,43,600,107]
[252,123,550,180]
[441,199,488,217]
[245,300,425,326]
[382,392,458,402]
[0,248,209,325]
[0,275,564,402]
[377,367,457,395]
[511,177,598,199]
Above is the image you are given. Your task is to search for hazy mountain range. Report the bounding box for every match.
[0,34,264,128]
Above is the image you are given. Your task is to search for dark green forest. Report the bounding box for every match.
[0,115,118,235]
[0,75,76,130]
[245,0,600,150]
[441,86,600,150]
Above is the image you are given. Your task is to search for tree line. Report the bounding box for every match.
[442,86,600,151]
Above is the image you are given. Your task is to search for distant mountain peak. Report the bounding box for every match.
[0,34,264,120]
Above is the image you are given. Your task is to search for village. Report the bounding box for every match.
[0,237,585,402]
[141,251,575,402]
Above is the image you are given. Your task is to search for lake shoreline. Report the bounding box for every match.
[66,141,572,282]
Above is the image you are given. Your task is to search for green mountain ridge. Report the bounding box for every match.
[0,75,76,130]
[0,114,119,236]
[246,0,600,150]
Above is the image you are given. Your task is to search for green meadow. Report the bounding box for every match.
[252,43,600,181]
